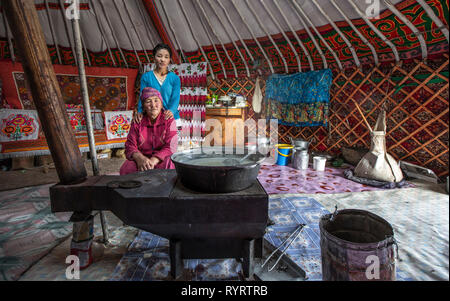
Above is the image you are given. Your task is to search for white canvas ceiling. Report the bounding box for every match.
[0,0,448,72]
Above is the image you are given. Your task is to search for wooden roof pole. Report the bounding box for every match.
[260,0,302,72]
[156,0,186,63]
[203,0,250,77]
[44,0,62,65]
[98,0,129,68]
[122,0,151,64]
[177,0,215,80]
[88,0,117,67]
[347,0,400,64]
[293,0,343,70]
[415,0,449,42]
[112,0,143,68]
[2,0,87,185]
[195,0,238,78]
[273,0,314,71]
[285,0,327,69]
[244,0,289,74]
[58,0,78,66]
[383,0,428,60]
[311,0,361,68]
[330,0,379,66]
[191,0,228,79]
[228,0,274,74]
[1,9,15,63]
[142,0,180,64]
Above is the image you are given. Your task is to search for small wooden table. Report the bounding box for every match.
[205,107,245,147]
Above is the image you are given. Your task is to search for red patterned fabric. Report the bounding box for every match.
[0,61,138,110]
[144,63,208,142]
[0,61,138,158]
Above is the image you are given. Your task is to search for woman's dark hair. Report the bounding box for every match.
[153,43,172,58]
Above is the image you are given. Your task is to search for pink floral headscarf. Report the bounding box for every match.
[141,87,163,102]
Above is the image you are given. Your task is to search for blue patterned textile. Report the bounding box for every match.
[264,69,332,127]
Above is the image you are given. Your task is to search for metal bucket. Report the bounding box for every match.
[292,148,308,170]
[289,137,311,150]
[319,209,396,281]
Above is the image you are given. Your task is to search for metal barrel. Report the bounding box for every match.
[319,209,396,281]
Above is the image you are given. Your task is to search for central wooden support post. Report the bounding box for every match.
[2,0,87,184]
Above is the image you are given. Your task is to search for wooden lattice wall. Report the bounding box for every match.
[207,55,449,178]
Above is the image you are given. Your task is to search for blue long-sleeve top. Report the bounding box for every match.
[138,71,181,120]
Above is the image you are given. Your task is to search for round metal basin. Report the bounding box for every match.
[171,147,266,193]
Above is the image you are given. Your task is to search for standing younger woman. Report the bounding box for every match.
[135,43,181,127]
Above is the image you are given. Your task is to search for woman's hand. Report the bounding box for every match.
[133,112,143,124]
[164,110,174,120]
[133,152,153,171]
[149,156,161,167]
[136,155,153,171]
[133,152,161,171]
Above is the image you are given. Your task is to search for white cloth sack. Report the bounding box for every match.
[252,77,262,114]
[354,110,404,183]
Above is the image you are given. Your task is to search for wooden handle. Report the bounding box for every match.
[351,98,372,132]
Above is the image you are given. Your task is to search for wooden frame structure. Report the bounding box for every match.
[208,56,449,178]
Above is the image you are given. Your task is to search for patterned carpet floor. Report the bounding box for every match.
[0,180,136,281]
[109,195,414,281]
[307,181,449,281]
[1,164,446,281]
[0,184,72,281]
[257,164,413,195]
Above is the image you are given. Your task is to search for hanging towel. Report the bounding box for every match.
[252,77,263,114]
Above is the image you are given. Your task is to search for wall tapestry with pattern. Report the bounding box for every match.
[13,72,128,111]
[104,111,133,141]
[0,109,40,142]
[66,106,104,132]
[0,61,138,158]
[264,69,332,127]
[142,62,208,143]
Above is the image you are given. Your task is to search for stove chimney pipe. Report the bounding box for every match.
[2,0,87,184]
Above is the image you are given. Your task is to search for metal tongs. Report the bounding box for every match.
[261,223,307,272]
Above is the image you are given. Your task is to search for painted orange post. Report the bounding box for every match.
[141,0,180,64]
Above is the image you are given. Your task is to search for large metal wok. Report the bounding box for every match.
[171,147,266,193]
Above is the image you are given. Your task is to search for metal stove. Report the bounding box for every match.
[50,169,268,278]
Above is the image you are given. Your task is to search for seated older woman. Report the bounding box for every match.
[120,87,177,175]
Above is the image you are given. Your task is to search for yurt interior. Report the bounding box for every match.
[0,0,448,284]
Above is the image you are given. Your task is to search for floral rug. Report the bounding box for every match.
[257,164,404,195]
